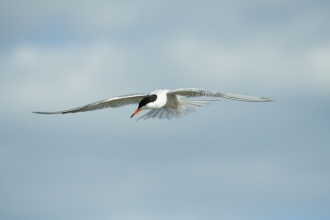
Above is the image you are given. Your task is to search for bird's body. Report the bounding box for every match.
[33,88,274,120]
[144,90,169,109]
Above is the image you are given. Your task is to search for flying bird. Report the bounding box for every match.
[33,88,273,120]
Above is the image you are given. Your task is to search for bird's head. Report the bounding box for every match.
[130,94,157,118]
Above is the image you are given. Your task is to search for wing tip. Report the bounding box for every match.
[32,111,44,114]
[260,97,276,102]
[32,111,62,115]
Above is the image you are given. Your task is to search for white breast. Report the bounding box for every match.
[145,89,169,109]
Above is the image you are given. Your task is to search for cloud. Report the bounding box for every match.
[308,45,330,87]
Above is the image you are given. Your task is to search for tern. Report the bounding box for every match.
[33,88,273,120]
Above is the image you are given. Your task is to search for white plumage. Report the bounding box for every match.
[33,88,274,120]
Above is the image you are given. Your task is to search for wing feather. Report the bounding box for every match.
[168,88,274,102]
[33,93,148,114]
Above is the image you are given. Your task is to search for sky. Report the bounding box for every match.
[1,0,330,220]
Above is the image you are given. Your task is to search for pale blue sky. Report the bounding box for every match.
[1,1,330,220]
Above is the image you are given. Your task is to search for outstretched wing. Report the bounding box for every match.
[167,88,274,102]
[33,93,148,114]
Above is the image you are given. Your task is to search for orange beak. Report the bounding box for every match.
[130,108,142,118]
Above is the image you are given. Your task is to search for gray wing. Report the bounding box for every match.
[167,88,274,102]
[33,93,148,114]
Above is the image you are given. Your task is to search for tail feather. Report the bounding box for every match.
[136,100,213,121]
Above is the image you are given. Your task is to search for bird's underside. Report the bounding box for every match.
[33,88,274,120]
[135,99,213,121]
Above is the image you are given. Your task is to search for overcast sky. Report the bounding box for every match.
[1,1,330,220]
